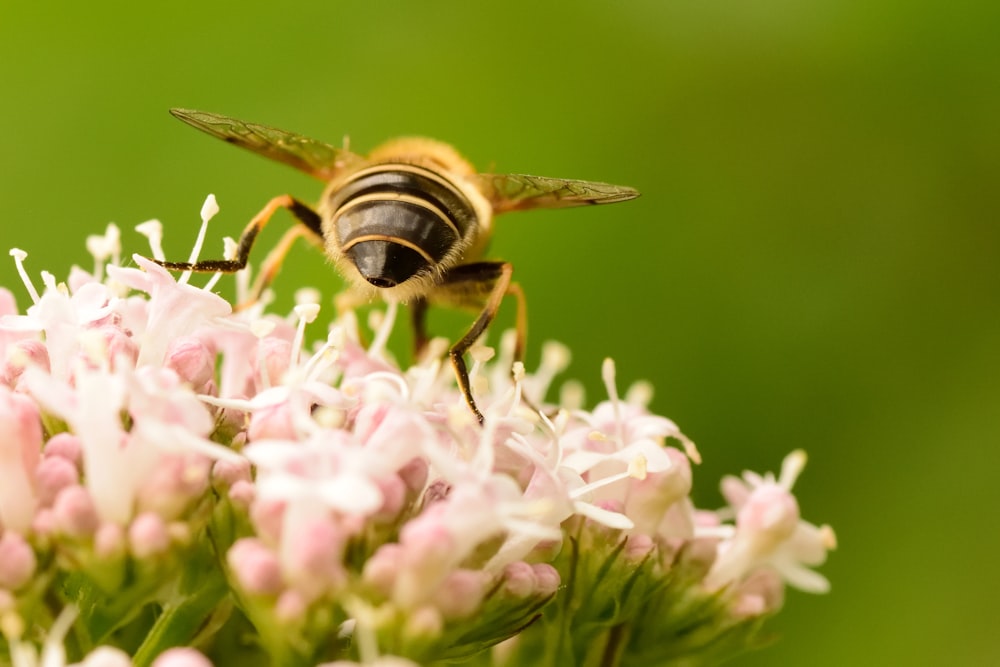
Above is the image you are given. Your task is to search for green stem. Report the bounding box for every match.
[600,624,629,667]
[131,576,229,667]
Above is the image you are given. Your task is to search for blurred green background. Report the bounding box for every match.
[2,1,997,664]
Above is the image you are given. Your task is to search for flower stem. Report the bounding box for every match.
[600,623,629,667]
[131,574,229,667]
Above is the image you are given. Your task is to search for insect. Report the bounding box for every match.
[158,109,639,424]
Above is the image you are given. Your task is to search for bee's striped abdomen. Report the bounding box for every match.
[327,164,478,288]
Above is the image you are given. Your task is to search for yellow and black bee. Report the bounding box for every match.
[159,109,639,423]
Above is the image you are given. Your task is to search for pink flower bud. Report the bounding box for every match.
[253,337,292,392]
[52,485,99,538]
[129,512,170,558]
[624,533,656,562]
[228,480,255,510]
[212,458,252,488]
[732,568,785,617]
[94,522,126,559]
[274,589,308,623]
[43,432,82,465]
[247,401,296,442]
[373,474,407,521]
[283,517,346,597]
[397,457,428,497]
[402,605,443,641]
[250,498,286,544]
[677,537,719,579]
[35,455,79,506]
[531,563,560,597]
[228,538,283,595]
[395,523,456,607]
[165,336,215,389]
[150,647,213,667]
[501,561,536,599]
[0,532,36,589]
[435,569,487,620]
[96,324,139,370]
[362,543,403,597]
[135,454,210,520]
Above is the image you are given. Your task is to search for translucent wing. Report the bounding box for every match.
[472,173,640,214]
[169,108,365,181]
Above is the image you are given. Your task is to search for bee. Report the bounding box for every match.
[158,109,639,423]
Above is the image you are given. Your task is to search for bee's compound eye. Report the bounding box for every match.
[346,240,428,289]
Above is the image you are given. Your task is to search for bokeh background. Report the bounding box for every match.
[2,1,997,664]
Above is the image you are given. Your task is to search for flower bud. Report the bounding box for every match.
[128,512,170,558]
[94,522,126,559]
[283,517,346,598]
[53,485,99,538]
[435,569,487,620]
[43,432,82,466]
[275,589,308,623]
[78,646,133,667]
[0,532,36,589]
[253,337,292,391]
[531,563,560,597]
[150,647,213,667]
[228,538,283,595]
[35,455,79,506]
[165,336,215,389]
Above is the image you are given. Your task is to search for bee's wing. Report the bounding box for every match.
[169,108,365,181]
[472,173,639,214]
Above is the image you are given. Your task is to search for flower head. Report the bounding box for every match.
[0,199,834,666]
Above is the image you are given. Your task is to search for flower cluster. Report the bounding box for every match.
[0,198,835,666]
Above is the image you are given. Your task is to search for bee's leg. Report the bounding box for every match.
[433,261,526,425]
[505,282,528,366]
[238,224,325,309]
[156,194,322,274]
[410,297,430,359]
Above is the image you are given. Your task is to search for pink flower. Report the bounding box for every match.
[107,255,231,368]
[706,450,837,593]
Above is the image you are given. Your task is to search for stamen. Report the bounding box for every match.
[625,380,654,407]
[43,605,80,662]
[291,303,321,368]
[508,361,526,417]
[559,380,586,411]
[179,194,219,286]
[135,220,165,262]
[40,271,60,294]
[86,223,120,280]
[9,249,40,305]
[601,358,625,445]
[779,449,807,490]
[368,301,397,358]
[469,343,495,394]
[529,341,571,401]
[295,287,322,307]
[251,320,277,389]
[354,371,410,401]
[197,393,255,411]
[820,524,838,549]
[203,237,237,293]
